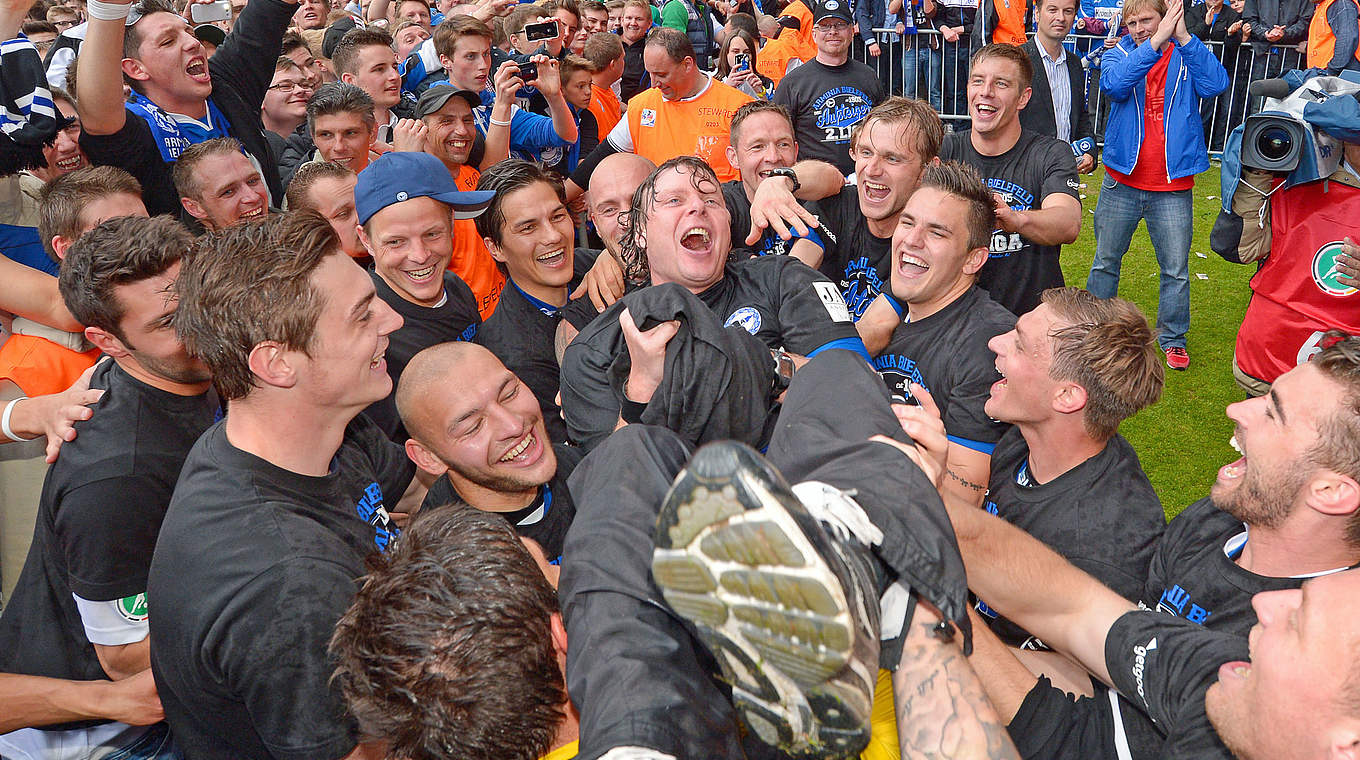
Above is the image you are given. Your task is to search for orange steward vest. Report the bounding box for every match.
[626,80,753,182]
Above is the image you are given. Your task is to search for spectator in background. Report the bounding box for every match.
[936,0,978,116]
[392,20,430,59]
[619,0,653,99]
[716,29,773,98]
[332,27,410,142]
[754,12,808,87]
[560,54,601,157]
[892,0,944,111]
[1305,0,1360,74]
[1020,0,1098,173]
[856,0,904,92]
[395,0,433,30]
[261,57,316,160]
[283,30,334,85]
[1186,0,1245,151]
[292,0,328,29]
[21,19,56,56]
[1,88,86,276]
[773,0,886,177]
[583,31,624,133]
[606,0,624,31]
[285,82,382,181]
[581,0,609,31]
[1241,0,1313,99]
[1086,0,1228,371]
[660,0,718,68]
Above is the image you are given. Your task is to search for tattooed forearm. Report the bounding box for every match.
[945,469,987,492]
[893,621,1022,760]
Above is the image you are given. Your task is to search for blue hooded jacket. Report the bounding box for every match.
[1099,33,1229,180]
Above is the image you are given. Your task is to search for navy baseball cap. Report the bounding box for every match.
[355,152,495,225]
[812,0,853,25]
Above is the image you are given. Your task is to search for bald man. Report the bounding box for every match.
[396,342,581,562]
[556,152,657,361]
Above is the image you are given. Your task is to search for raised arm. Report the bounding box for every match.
[74,0,133,135]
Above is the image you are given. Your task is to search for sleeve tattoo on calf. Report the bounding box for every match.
[895,622,1022,760]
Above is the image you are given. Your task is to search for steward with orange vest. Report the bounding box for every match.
[1307,0,1360,74]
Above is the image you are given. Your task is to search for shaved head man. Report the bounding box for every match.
[397,342,582,562]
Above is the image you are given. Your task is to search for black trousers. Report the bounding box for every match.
[559,349,968,759]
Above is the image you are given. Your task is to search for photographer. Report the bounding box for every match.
[1211,86,1360,395]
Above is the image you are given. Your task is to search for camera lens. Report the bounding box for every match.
[1256,127,1293,161]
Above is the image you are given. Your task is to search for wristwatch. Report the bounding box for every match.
[767,167,801,194]
[771,348,796,393]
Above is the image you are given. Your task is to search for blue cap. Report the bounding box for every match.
[355,152,496,225]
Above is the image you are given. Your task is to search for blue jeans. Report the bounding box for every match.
[1086,176,1193,348]
[902,37,942,110]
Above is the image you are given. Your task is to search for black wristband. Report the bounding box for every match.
[620,396,648,424]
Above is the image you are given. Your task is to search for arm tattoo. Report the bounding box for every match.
[894,621,1022,760]
[945,469,987,493]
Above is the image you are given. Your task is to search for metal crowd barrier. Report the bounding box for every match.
[850,27,1297,156]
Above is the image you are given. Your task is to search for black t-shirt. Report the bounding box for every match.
[940,130,1079,316]
[805,184,891,321]
[772,59,886,176]
[621,36,650,102]
[420,443,582,561]
[1104,610,1243,759]
[0,363,217,702]
[873,286,1014,447]
[978,429,1166,647]
[1145,497,1337,634]
[721,179,813,258]
[695,255,859,354]
[478,280,569,443]
[147,415,415,760]
[364,270,481,442]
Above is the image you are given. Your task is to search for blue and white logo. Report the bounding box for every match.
[725,306,762,334]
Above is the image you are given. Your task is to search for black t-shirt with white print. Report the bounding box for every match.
[420,443,583,561]
[874,285,1014,448]
[696,254,859,354]
[0,362,217,723]
[147,414,415,760]
[772,59,886,177]
[978,429,1166,648]
[940,129,1079,317]
[804,184,892,322]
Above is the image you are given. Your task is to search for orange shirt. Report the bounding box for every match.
[991,0,1028,44]
[448,163,505,318]
[1308,0,1360,68]
[626,79,753,182]
[782,0,819,62]
[0,334,100,397]
[588,83,623,137]
[756,34,803,88]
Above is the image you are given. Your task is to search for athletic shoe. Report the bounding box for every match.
[1166,346,1190,371]
[651,441,880,759]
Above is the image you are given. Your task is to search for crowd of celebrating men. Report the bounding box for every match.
[0,0,1358,754]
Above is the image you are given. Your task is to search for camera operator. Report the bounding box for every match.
[1211,87,1360,395]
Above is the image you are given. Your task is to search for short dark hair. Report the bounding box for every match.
[970,43,1033,90]
[1040,287,1165,440]
[281,29,310,55]
[122,0,178,93]
[725,11,758,39]
[432,14,492,58]
[173,137,246,201]
[917,161,995,252]
[174,212,338,400]
[645,26,693,63]
[330,504,565,760]
[582,30,623,69]
[474,159,565,245]
[307,82,376,135]
[38,166,142,262]
[560,53,593,82]
[729,100,791,147]
[23,19,57,36]
[59,215,189,339]
[285,161,354,212]
[505,3,548,36]
[330,27,394,77]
